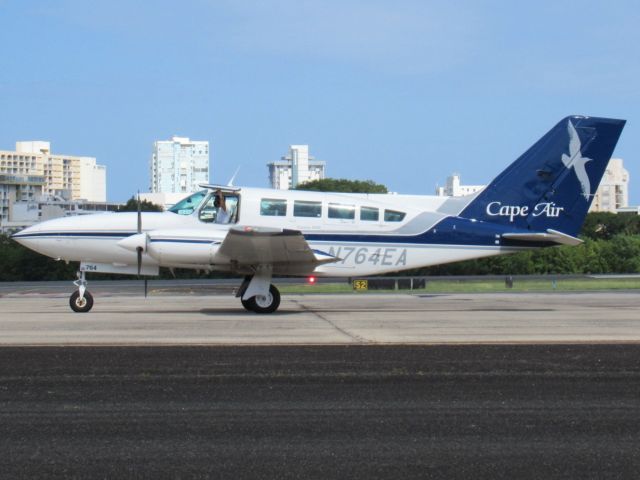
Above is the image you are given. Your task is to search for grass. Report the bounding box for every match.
[279,278,640,294]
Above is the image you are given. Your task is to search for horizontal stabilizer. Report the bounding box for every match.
[502,228,583,246]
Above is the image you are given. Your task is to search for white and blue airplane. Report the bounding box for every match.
[12,115,625,313]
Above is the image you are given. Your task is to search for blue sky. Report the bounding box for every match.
[1,0,638,202]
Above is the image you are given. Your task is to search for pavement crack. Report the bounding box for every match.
[292,300,371,344]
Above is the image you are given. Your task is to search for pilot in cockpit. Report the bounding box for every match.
[214,189,231,224]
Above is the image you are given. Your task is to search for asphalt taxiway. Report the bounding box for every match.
[0,291,638,345]
[1,345,639,479]
[1,289,639,478]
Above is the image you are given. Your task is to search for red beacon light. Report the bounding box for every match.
[307,276,317,285]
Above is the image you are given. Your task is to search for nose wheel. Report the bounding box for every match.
[70,270,94,313]
[70,289,94,313]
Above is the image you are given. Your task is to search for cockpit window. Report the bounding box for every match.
[168,190,207,215]
[199,192,239,224]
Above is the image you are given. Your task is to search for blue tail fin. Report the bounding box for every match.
[460,115,626,236]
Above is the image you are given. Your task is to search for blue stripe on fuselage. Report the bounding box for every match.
[149,239,219,245]
[304,217,531,247]
[11,231,136,239]
[10,217,548,248]
[11,232,218,245]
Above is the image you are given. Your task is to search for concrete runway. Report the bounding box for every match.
[0,290,638,345]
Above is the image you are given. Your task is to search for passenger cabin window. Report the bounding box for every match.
[328,203,355,220]
[384,209,406,222]
[199,193,239,223]
[360,206,379,221]
[293,200,322,218]
[168,190,207,215]
[260,198,287,216]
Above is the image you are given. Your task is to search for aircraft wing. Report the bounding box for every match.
[502,229,583,246]
[212,226,339,274]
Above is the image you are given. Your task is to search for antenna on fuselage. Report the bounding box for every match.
[227,166,241,187]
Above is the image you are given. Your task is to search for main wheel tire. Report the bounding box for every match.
[241,297,255,312]
[69,290,94,313]
[245,284,281,314]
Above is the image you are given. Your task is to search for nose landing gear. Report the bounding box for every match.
[70,270,94,313]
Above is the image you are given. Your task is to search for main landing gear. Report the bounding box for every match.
[240,284,281,314]
[237,272,281,314]
[70,270,94,313]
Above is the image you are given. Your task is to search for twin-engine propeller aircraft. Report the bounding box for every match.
[13,115,625,313]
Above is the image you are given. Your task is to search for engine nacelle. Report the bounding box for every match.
[118,228,225,266]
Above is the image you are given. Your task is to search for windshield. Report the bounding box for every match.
[168,190,207,215]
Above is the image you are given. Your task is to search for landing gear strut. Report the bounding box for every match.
[70,270,94,313]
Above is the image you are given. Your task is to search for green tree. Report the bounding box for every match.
[600,235,640,273]
[296,178,388,193]
[579,239,610,274]
[117,197,164,212]
[580,212,640,240]
[0,234,76,281]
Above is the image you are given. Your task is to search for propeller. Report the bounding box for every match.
[136,191,142,274]
[136,192,148,297]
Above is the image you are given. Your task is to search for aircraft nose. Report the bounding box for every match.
[11,224,38,246]
[10,216,80,259]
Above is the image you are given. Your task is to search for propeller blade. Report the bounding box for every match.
[136,246,142,277]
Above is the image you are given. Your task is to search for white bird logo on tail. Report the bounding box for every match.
[561,120,593,201]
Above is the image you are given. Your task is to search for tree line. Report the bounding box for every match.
[419,234,640,276]
[1,182,639,281]
[418,212,640,276]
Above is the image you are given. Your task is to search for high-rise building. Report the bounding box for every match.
[0,141,106,202]
[150,136,209,194]
[0,141,107,228]
[435,173,485,197]
[589,158,629,213]
[268,145,325,190]
[79,157,107,203]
